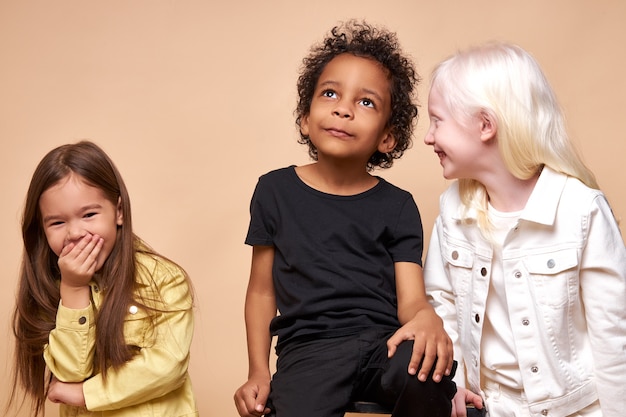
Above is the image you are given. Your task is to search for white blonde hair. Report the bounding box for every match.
[431,42,598,232]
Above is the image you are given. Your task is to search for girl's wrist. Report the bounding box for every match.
[59,283,91,309]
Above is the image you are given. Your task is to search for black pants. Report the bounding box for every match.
[265,329,457,417]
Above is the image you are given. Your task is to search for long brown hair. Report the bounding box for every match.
[10,141,147,416]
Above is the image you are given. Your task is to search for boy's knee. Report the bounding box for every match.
[382,341,457,400]
[380,341,414,394]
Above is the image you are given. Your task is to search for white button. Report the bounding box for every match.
[129,305,138,314]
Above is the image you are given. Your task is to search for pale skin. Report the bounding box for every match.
[38,173,123,407]
[425,85,541,416]
[234,54,454,417]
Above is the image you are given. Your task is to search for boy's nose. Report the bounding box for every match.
[332,103,353,119]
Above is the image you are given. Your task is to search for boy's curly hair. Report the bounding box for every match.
[295,20,419,170]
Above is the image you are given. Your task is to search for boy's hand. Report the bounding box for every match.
[451,387,484,416]
[47,376,86,407]
[234,376,271,417]
[387,306,453,382]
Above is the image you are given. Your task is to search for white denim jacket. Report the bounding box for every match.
[424,167,626,417]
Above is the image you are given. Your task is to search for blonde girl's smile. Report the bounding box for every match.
[424,85,490,181]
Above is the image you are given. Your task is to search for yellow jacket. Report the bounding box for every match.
[44,252,198,417]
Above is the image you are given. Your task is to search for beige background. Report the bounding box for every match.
[1,1,624,416]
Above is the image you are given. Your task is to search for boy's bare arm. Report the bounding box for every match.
[388,262,453,383]
[234,245,277,417]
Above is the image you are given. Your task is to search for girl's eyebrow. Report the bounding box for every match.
[79,203,103,212]
[42,214,60,223]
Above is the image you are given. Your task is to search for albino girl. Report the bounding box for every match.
[423,42,626,416]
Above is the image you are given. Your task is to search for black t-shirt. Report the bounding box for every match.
[246,166,424,353]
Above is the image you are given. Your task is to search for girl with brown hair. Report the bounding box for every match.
[9,141,198,417]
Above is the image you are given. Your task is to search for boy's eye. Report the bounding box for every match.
[322,90,337,98]
[360,98,375,108]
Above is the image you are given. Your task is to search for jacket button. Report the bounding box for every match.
[541,410,549,416]
[522,319,530,326]
[475,314,480,323]
[514,271,522,279]
[480,267,487,276]
[78,316,87,325]
[451,251,459,260]
[531,366,539,373]
[547,259,556,268]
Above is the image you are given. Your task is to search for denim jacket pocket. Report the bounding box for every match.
[442,242,474,296]
[525,248,579,308]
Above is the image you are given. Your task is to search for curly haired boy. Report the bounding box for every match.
[234,20,457,417]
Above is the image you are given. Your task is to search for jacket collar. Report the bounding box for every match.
[520,166,567,226]
[451,166,568,226]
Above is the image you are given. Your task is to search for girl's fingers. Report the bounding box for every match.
[59,234,103,283]
[65,234,101,264]
[85,237,104,273]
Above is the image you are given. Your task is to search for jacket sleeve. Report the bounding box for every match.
[579,195,626,416]
[44,300,96,381]
[83,260,195,411]
[424,215,466,388]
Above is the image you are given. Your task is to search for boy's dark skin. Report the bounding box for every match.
[234,22,454,417]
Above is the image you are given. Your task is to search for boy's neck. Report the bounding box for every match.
[295,162,379,196]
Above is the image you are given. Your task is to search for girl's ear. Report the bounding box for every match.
[116,197,123,226]
[479,111,497,142]
[377,130,397,153]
